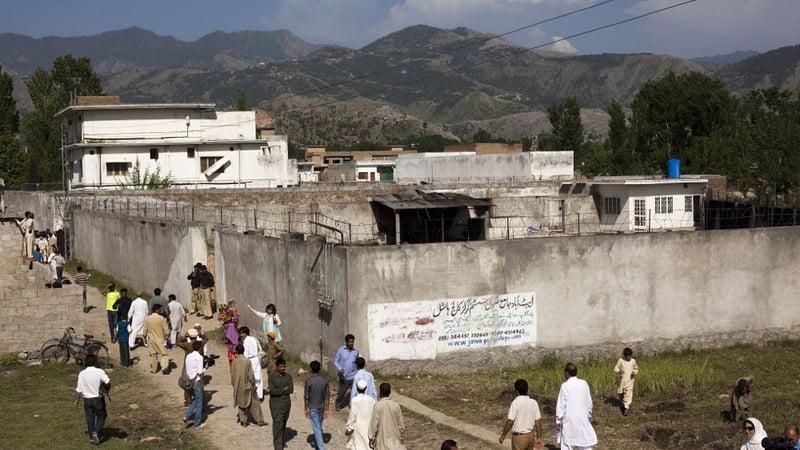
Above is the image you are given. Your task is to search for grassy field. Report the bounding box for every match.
[385,340,800,449]
[0,358,205,449]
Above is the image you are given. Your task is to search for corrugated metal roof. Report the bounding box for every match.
[369,189,492,210]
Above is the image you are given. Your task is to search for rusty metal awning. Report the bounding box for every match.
[369,189,492,210]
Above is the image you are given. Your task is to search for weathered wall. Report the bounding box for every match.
[345,227,800,365]
[70,210,205,303]
[215,232,349,367]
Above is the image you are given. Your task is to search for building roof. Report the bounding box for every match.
[369,189,492,211]
[55,102,217,119]
[590,176,708,185]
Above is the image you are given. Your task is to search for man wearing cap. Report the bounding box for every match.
[346,379,376,450]
[266,330,284,375]
[351,357,377,401]
[304,360,330,450]
[176,328,205,406]
[334,334,359,411]
[499,379,542,450]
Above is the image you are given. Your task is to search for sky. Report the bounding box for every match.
[2,0,799,58]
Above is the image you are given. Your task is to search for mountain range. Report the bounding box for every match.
[2,26,799,146]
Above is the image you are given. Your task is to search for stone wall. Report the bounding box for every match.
[0,219,84,354]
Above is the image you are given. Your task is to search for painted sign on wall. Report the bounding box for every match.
[368,292,536,360]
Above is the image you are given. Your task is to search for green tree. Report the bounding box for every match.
[0,66,18,134]
[21,68,62,183]
[51,55,102,106]
[629,72,734,173]
[547,97,584,154]
[20,56,102,184]
[734,88,800,205]
[606,101,627,151]
[471,128,494,143]
[0,133,28,186]
[231,88,248,111]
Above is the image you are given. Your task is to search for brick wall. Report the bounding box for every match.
[0,219,84,354]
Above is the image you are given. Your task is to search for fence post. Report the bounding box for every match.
[349,223,352,244]
[219,205,223,225]
[253,209,258,230]
[288,211,292,233]
[506,217,510,240]
[577,212,581,236]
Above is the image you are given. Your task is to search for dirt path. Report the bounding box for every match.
[79,283,504,449]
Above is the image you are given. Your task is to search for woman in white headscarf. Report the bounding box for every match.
[740,417,767,450]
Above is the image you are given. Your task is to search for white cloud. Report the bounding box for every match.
[550,36,578,54]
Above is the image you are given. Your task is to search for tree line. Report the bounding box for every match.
[1,56,798,205]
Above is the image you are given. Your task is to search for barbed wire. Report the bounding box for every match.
[67,196,799,245]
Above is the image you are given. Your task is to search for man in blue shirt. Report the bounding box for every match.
[351,357,377,401]
[785,425,800,450]
[333,334,358,410]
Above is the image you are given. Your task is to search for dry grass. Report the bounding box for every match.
[386,340,800,449]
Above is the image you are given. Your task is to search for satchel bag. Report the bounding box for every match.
[178,371,194,391]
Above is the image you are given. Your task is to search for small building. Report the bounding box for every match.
[56,96,297,190]
[591,176,708,231]
[305,146,415,182]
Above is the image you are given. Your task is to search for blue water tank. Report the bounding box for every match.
[667,158,681,179]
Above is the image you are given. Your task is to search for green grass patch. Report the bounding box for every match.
[0,362,205,449]
[386,340,800,449]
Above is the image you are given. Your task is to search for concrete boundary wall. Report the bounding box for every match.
[45,206,800,373]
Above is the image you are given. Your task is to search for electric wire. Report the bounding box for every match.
[277,0,697,114]
[267,0,616,104]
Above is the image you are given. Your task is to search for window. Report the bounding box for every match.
[634,199,646,228]
[655,196,673,214]
[106,162,131,176]
[187,147,195,158]
[200,156,223,172]
[685,195,693,212]
[150,148,158,160]
[603,197,621,215]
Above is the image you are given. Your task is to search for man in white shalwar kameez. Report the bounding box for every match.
[346,379,376,450]
[127,294,149,349]
[240,327,264,401]
[556,363,598,450]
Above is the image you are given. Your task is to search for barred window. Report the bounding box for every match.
[603,197,621,215]
[106,162,131,176]
[685,195,693,212]
[655,196,673,214]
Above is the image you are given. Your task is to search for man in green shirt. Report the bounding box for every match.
[268,358,293,450]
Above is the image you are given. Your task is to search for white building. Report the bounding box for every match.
[592,176,708,232]
[395,151,574,184]
[56,96,297,190]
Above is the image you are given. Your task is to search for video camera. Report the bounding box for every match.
[762,437,796,450]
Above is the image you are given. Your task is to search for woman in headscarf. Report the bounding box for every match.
[740,417,767,450]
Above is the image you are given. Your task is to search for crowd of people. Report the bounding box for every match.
[66,260,800,450]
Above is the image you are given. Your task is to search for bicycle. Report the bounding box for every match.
[40,327,112,368]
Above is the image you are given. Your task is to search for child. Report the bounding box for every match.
[613,347,639,416]
[117,318,131,367]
